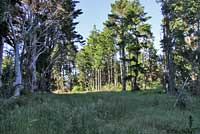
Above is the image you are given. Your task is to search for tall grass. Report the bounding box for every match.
[0,91,200,134]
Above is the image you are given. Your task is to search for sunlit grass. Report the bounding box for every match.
[53,89,121,94]
[0,90,200,134]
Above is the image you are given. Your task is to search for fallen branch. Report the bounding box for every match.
[174,77,189,108]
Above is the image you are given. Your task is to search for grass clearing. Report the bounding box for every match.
[0,90,200,134]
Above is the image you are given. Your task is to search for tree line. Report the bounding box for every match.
[76,0,160,92]
[0,0,200,97]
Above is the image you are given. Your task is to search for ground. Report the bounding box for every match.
[0,90,200,134]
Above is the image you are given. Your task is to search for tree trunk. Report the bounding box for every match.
[108,63,111,84]
[14,43,22,96]
[97,69,99,91]
[197,19,200,88]
[121,46,126,91]
[100,69,102,90]
[28,33,43,93]
[134,75,139,91]
[9,17,23,96]
[29,57,37,93]
[0,36,4,88]
[164,10,176,95]
[98,69,100,91]
[119,49,122,85]
[111,57,113,84]
[133,53,140,91]
[95,69,98,91]
[168,51,176,95]
[131,77,134,91]
[92,70,95,91]
[114,54,118,88]
[29,34,38,93]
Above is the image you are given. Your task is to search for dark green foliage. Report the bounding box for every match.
[0,21,9,37]
[0,56,14,97]
[0,0,6,18]
[10,0,21,6]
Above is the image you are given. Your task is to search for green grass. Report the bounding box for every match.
[0,90,200,134]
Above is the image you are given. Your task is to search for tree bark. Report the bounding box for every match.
[95,69,98,91]
[164,8,176,95]
[100,69,102,90]
[121,46,126,91]
[111,57,113,84]
[108,63,111,84]
[133,53,140,91]
[14,43,22,96]
[92,70,95,91]
[98,69,100,91]
[28,34,38,93]
[9,18,23,96]
[29,56,37,93]
[114,54,118,88]
[0,36,4,88]
[120,49,123,85]
[97,69,99,91]
[168,52,176,94]
[27,32,46,93]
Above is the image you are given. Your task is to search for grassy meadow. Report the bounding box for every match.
[0,90,200,134]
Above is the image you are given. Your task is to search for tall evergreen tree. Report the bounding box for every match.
[106,0,152,91]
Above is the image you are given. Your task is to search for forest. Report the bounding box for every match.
[0,0,200,134]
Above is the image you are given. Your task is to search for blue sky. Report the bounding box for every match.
[76,0,162,51]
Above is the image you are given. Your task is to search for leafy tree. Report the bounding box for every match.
[4,1,25,96]
[0,0,83,96]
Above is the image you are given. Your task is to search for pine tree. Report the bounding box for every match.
[106,0,152,91]
[159,0,200,95]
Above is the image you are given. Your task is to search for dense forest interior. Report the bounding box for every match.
[1,0,200,133]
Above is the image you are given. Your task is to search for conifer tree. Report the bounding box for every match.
[106,0,152,91]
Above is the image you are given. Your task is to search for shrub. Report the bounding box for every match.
[72,85,84,92]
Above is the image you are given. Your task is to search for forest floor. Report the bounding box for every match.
[0,90,200,134]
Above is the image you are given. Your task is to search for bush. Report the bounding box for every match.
[188,80,200,95]
[72,85,84,92]
[101,83,121,91]
[20,88,30,96]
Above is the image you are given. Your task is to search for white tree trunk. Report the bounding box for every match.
[30,56,37,93]
[28,34,40,93]
[29,60,37,93]
[14,43,22,96]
